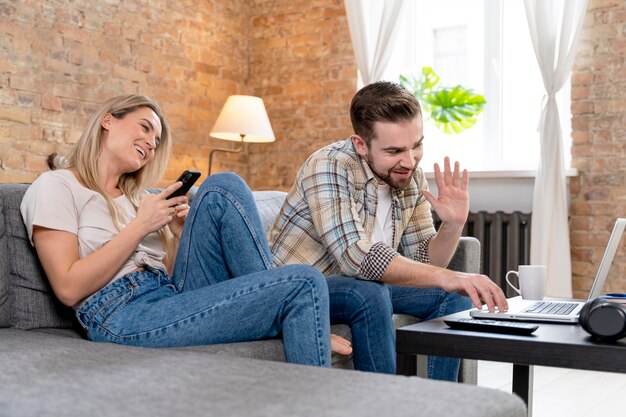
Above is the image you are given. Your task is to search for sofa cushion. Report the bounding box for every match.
[0,192,10,327]
[0,328,526,417]
[0,184,75,329]
[33,323,355,368]
[251,190,288,234]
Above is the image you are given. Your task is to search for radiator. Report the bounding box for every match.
[433,211,532,296]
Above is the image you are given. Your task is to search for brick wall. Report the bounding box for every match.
[0,0,355,189]
[245,0,356,190]
[0,0,249,186]
[570,0,626,297]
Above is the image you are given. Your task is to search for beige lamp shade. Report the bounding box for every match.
[210,95,275,143]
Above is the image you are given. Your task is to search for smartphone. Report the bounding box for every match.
[167,170,201,199]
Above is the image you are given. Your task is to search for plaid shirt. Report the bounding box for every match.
[270,139,436,281]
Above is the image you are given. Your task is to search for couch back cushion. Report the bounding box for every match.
[0,191,10,327]
[0,184,75,329]
[251,190,288,234]
[0,183,287,330]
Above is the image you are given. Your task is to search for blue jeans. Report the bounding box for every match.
[76,173,332,367]
[327,276,471,380]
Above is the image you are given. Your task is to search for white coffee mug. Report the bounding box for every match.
[505,265,547,300]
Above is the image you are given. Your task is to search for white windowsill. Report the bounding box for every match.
[423,168,578,213]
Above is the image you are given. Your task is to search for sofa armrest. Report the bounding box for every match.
[447,236,480,384]
[447,236,480,274]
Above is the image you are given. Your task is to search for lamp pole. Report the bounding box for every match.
[208,133,245,176]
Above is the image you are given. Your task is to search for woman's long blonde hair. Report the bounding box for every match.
[68,94,176,260]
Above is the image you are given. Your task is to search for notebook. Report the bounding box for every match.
[470,218,626,324]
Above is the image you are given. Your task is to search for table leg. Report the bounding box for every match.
[396,352,417,376]
[512,364,534,417]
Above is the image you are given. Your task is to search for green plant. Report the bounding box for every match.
[399,67,486,134]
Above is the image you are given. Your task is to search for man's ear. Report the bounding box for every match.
[101,113,112,130]
[351,135,369,157]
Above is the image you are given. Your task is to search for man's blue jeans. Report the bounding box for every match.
[77,173,332,367]
[327,276,471,380]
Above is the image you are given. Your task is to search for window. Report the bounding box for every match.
[362,0,572,173]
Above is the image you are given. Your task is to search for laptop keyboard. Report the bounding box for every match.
[524,301,579,316]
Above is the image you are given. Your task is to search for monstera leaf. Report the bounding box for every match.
[400,67,486,135]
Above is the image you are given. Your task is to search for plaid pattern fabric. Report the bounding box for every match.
[270,139,437,281]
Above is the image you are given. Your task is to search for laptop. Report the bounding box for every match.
[470,218,626,323]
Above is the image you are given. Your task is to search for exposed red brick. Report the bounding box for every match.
[41,96,62,112]
[0,0,251,186]
[570,0,626,295]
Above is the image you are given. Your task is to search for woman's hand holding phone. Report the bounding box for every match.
[132,171,200,237]
[167,170,201,199]
[133,183,186,234]
[165,170,200,236]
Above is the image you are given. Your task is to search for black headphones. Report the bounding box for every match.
[579,298,626,342]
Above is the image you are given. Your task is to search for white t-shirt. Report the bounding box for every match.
[20,169,168,289]
[371,184,394,247]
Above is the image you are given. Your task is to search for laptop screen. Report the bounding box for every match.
[588,218,626,300]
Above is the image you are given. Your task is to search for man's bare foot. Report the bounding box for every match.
[331,333,352,355]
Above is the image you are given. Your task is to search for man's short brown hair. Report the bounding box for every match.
[349,81,421,146]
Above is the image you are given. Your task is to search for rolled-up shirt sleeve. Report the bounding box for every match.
[358,242,399,281]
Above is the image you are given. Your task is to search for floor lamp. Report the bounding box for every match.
[208,95,275,176]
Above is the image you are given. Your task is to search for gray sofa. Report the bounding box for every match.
[0,182,526,417]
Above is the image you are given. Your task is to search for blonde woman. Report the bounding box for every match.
[21,94,348,366]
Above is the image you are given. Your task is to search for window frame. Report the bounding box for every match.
[360,0,573,174]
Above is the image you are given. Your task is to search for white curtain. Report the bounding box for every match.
[344,0,406,85]
[524,0,588,297]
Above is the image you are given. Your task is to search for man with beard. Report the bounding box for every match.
[269,81,507,380]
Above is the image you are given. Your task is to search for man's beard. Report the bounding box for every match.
[365,154,415,190]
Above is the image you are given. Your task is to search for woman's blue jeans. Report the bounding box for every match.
[327,276,471,380]
[77,173,332,367]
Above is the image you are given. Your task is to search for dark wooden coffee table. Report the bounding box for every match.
[396,310,626,417]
